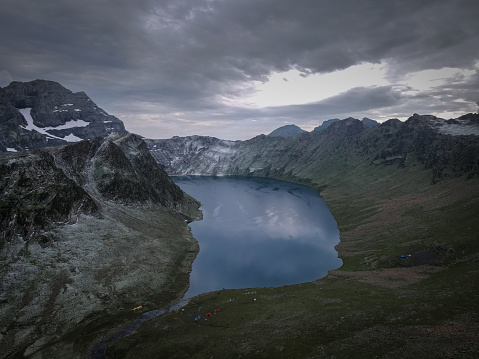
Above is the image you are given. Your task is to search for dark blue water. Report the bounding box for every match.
[173,176,342,299]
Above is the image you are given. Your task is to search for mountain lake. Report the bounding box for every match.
[173,176,342,300]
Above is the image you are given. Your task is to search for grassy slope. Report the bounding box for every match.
[107,134,479,358]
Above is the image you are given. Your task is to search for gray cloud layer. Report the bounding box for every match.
[1,0,478,139]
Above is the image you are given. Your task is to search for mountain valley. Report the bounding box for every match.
[135,113,479,358]
[1,80,479,358]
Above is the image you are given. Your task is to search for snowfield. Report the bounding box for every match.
[19,108,86,142]
[437,122,479,136]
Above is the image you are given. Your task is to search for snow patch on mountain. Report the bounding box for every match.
[19,108,85,142]
[50,118,90,130]
[62,133,84,142]
[434,118,479,136]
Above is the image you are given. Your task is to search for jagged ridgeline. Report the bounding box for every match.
[0,79,127,151]
[147,114,479,182]
[0,87,201,357]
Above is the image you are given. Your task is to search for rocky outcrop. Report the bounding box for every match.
[0,134,201,358]
[0,80,127,152]
[0,150,98,242]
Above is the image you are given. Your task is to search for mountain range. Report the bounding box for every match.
[266,117,380,137]
[147,113,479,182]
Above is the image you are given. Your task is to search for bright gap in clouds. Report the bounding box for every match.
[399,67,476,93]
[225,62,477,110]
[233,62,390,108]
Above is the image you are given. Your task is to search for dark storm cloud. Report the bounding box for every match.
[294,86,402,117]
[1,0,478,139]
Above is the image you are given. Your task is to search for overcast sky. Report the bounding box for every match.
[1,0,478,140]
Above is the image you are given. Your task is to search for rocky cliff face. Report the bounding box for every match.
[146,134,289,177]
[374,114,479,180]
[148,114,479,183]
[0,134,201,358]
[0,80,127,152]
[0,150,98,242]
[54,134,188,210]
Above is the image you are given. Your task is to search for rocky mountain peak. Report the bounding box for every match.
[362,117,379,127]
[0,80,127,152]
[381,118,402,127]
[324,117,364,136]
[2,80,68,108]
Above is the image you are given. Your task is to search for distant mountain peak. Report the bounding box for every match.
[267,124,306,137]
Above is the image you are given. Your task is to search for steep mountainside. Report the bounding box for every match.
[148,113,479,183]
[0,134,201,358]
[0,80,126,152]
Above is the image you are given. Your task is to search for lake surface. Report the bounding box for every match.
[173,176,342,299]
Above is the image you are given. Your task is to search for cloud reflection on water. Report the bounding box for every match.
[174,176,342,298]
